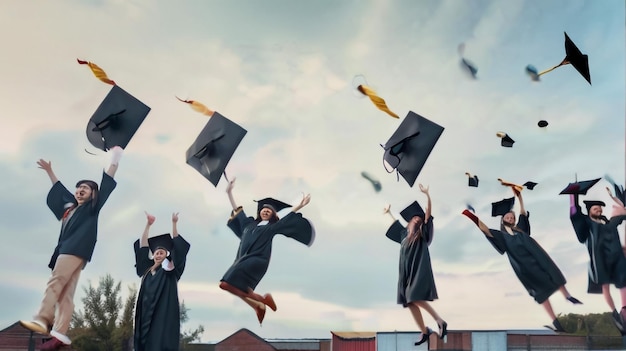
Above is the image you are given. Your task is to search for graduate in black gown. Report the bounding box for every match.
[220,176,315,324]
[134,212,191,351]
[462,188,582,332]
[569,186,626,334]
[384,184,447,345]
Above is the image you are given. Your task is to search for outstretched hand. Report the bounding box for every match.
[172,212,179,223]
[145,211,156,225]
[418,184,429,194]
[37,159,52,172]
[299,193,311,208]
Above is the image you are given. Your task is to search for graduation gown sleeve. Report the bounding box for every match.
[46,181,75,220]
[272,212,315,246]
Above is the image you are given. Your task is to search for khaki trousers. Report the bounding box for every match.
[36,254,84,334]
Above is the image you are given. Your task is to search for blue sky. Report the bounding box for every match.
[0,0,624,343]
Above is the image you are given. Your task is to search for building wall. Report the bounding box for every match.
[331,335,375,351]
[507,334,587,351]
[376,332,429,351]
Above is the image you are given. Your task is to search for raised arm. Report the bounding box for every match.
[292,193,311,213]
[105,146,123,178]
[383,204,396,223]
[225,175,239,211]
[606,187,625,208]
[141,211,155,248]
[419,184,431,223]
[37,159,59,185]
[172,212,179,237]
[514,188,527,216]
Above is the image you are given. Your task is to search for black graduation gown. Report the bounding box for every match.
[570,209,626,293]
[386,219,438,306]
[46,171,117,268]
[133,235,190,351]
[485,214,566,304]
[221,210,315,292]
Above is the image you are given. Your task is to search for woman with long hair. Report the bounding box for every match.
[384,184,447,345]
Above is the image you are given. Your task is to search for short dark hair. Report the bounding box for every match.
[75,180,99,210]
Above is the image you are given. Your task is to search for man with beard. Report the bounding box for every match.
[20,146,123,350]
[569,187,626,334]
[462,188,582,333]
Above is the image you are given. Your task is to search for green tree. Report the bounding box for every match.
[558,312,622,336]
[68,274,137,351]
[179,300,205,350]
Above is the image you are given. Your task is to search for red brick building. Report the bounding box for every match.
[330,331,375,351]
[0,322,76,351]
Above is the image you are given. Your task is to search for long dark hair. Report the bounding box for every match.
[406,216,424,245]
[75,179,99,211]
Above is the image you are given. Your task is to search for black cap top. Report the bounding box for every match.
[148,233,173,255]
[400,201,425,222]
[254,197,291,214]
[559,178,601,195]
[186,112,247,187]
[496,132,515,147]
[86,85,151,151]
[492,197,515,217]
[563,32,591,85]
[461,58,478,79]
[465,172,479,187]
[381,111,445,187]
[523,181,538,190]
[583,200,605,212]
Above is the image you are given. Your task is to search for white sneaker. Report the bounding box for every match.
[49,330,72,345]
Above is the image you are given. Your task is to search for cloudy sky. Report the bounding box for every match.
[1,0,624,343]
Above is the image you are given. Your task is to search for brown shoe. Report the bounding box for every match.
[255,305,266,325]
[40,337,67,351]
[19,320,49,335]
[263,293,277,311]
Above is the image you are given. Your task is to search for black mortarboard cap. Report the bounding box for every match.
[361,171,382,192]
[254,197,291,214]
[86,85,151,151]
[491,197,515,217]
[538,120,549,128]
[186,112,247,187]
[563,32,591,85]
[466,172,479,187]
[559,178,601,195]
[523,181,538,190]
[381,111,445,187]
[496,132,515,147]
[400,201,425,222]
[148,233,173,255]
[583,200,605,212]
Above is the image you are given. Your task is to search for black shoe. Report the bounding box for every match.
[566,296,583,304]
[552,318,566,333]
[438,320,448,339]
[612,310,625,333]
[415,327,432,346]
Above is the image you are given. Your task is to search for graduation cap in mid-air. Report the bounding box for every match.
[559,178,601,195]
[85,83,151,151]
[498,178,538,191]
[400,201,426,222]
[148,233,173,256]
[457,42,478,79]
[78,59,151,151]
[525,65,540,81]
[536,32,591,85]
[538,120,549,128]
[496,132,515,147]
[465,172,479,187]
[381,111,445,187]
[361,171,382,192]
[254,197,291,214]
[492,197,515,217]
[186,112,247,187]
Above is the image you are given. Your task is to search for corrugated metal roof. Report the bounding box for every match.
[331,331,376,339]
